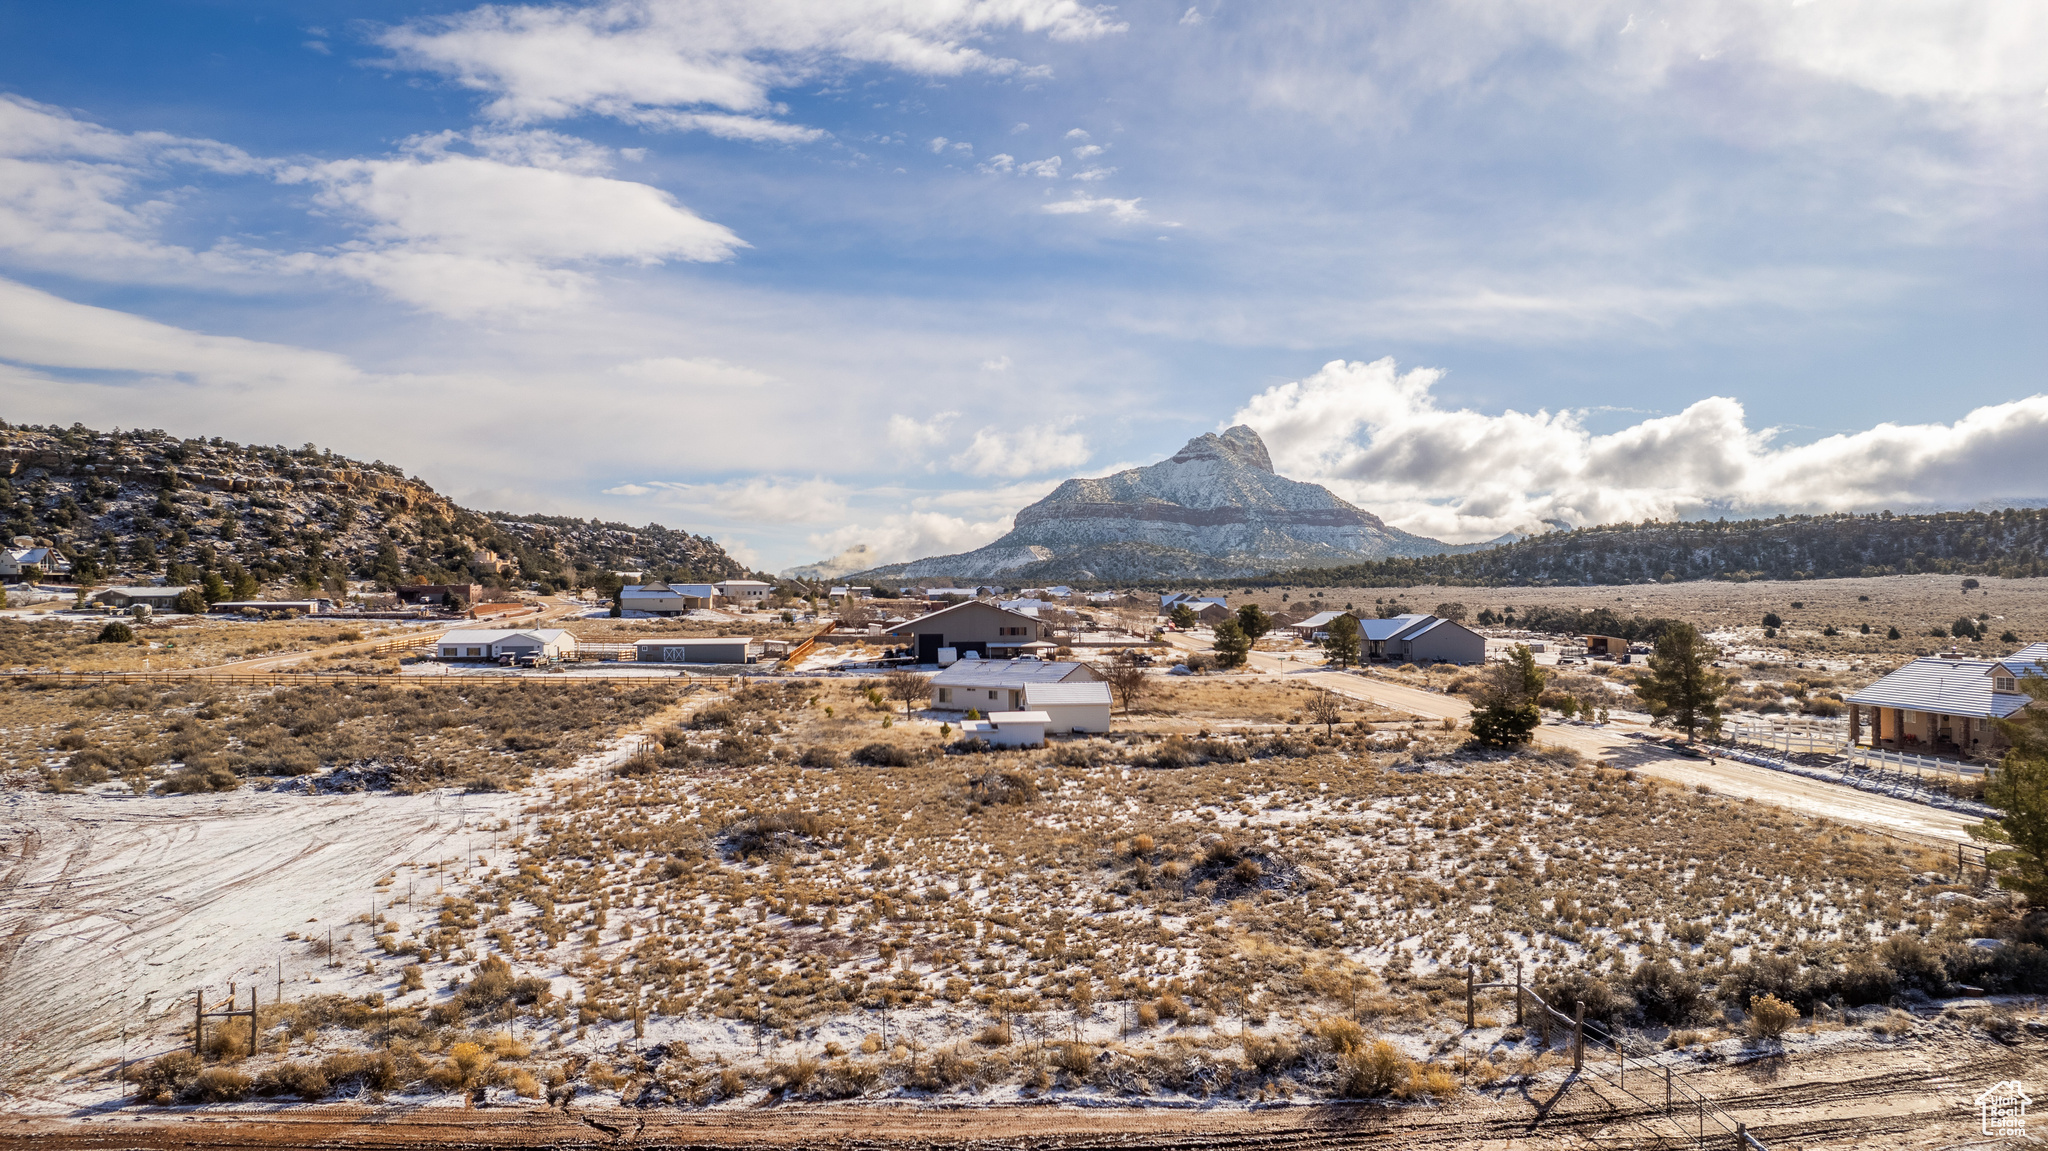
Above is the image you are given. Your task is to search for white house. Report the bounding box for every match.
[1,546,69,581]
[436,628,578,661]
[620,582,720,616]
[632,636,756,664]
[963,710,1050,749]
[1022,680,1113,733]
[929,659,1106,713]
[715,579,773,607]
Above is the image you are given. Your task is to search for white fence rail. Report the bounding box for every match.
[1844,743,1984,779]
[1728,726,1845,756]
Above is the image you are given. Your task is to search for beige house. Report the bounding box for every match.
[929,659,1106,714]
[715,579,773,607]
[1846,643,2042,759]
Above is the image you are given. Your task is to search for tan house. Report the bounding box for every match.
[1845,643,2042,759]
[929,659,1107,714]
[887,599,1052,664]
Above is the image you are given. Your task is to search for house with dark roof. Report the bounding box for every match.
[1845,643,2043,757]
[886,599,1051,664]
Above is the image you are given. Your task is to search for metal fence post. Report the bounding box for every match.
[1466,966,1474,1029]
[1664,1063,1672,1113]
[193,990,202,1057]
[1572,1001,1584,1073]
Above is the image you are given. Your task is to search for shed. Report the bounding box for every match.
[633,636,756,664]
[1023,680,1113,733]
[963,710,1050,749]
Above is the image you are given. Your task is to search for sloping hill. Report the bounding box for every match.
[0,420,748,594]
[1242,510,2048,588]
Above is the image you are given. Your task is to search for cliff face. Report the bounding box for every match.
[866,426,1460,582]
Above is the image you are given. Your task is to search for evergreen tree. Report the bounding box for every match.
[1322,613,1361,668]
[1469,644,1544,747]
[1633,621,1728,741]
[201,571,228,605]
[1235,603,1272,643]
[1213,619,1252,669]
[1973,670,2048,903]
[1170,603,1197,630]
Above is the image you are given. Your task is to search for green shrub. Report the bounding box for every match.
[95,621,134,644]
[123,1051,201,1104]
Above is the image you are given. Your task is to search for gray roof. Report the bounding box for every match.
[1990,642,2048,678]
[1295,610,1347,629]
[1361,613,1432,641]
[888,599,1037,634]
[1845,654,2032,720]
[932,660,1096,688]
[1023,681,1113,707]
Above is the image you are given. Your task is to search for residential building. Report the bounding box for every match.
[888,600,1054,664]
[620,582,720,615]
[93,586,191,611]
[962,710,1050,749]
[715,579,773,607]
[632,636,756,664]
[1161,593,1227,612]
[435,629,578,661]
[213,600,330,615]
[2,545,70,581]
[1023,680,1113,733]
[1358,613,1486,664]
[1845,643,2043,758]
[1290,610,1350,640]
[394,583,483,608]
[928,659,1107,713]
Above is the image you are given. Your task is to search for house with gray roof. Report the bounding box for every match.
[1845,643,2043,757]
[928,658,1106,714]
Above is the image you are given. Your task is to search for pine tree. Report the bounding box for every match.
[1322,614,1361,668]
[1470,644,1544,747]
[1213,619,1252,669]
[1235,603,1273,643]
[1633,622,1728,741]
[1973,672,2048,902]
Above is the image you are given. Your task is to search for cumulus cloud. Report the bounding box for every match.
[950,422,1090,478]
[1042,194,1145,221]
[1233,357,2048,543]
[1017,156,1062,178]
[281,137,744,316]
[887,411,959,453]
[378,0,1127,140]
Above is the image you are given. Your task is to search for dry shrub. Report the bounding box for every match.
[254,1060,329,1100]
[811,1059,882,1099]
[852,742,916,767]
[1310,1016,1365,1054]
[723,811,826,859]
[1396,1063,1459,1100]
[508,1068,541,1097]
[768,1056,820,1093]
[184,1066,254,1102]
[1242,1033,1300,1074]
[798,745,842,769]
[1337,1041,1408,1097]
[1747,993,1799,1040]
[1053,1042,1095,1077]
[973,1023,1012,1046]
[717,1067,746,1098]
[124,1051,201,1104]
[967,769,1038,807]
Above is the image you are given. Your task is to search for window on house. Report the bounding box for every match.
[938,688,951,703]
[988,690,998,700]
[1995,676,2017,692]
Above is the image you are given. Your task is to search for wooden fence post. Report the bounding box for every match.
[1665,1063,1673,1112]
[1465,966,1474,1029]
[1515,961,1523,1026]
[1572,1001,1584,1073]
[1735,1121,1748,1149]
[193,990,203,1057]
[249,987,258,1057]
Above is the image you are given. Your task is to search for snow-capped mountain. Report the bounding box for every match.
[855,426,1465,582]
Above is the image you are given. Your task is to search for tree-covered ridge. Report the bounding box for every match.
[0,420,748,596]
[1246,509,2048,588]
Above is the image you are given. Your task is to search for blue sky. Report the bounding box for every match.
[1,1,2044,572]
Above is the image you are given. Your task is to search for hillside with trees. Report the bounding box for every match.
[0,420,748,597]
[1243,509,2048,589]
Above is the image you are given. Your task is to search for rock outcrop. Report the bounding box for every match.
[858,426,1462,582]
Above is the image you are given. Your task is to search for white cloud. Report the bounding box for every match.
[1065,128,1090,139]
[0,94,269,278]
[886,410,959,452]
[1180,7,1204,26]
[615,355,776,388]
[929,136,951,153]
[1017,156,1062,178]
[599,475,852,523]
[281,143,744,316]
[378,0,1127,141]
[1070,166,1117,181]
[1072,143,1103,159]
[635,111,827,142]
[1233,357,2048,542]
[979,355,1012,372]
[977,153,1015,173]
[1042,193,1145,221]
[1010,122,1030,134]
[950,422,1090,478]
[801,511,1012,569]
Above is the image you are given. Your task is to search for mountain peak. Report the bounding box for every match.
[1167,424,1273,473]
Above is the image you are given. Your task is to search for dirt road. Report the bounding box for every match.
[2,1029,2037,1149]
[1164,638,1984,849]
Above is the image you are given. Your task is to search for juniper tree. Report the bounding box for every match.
[1470,645,1543,747]
[1634,621,1728,742]
[1974,670,2048,902]
[1322,614,1361,668]
[1213,619,1252,669]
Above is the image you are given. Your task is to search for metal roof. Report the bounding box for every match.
[633,636,749,647]
[1023,681,1113,707]
[988,710,1051,725]
[888,599,1037,634]
[1295,610,1347,629]
[1845,654,2031,719]
[1360,613,1431,641]
[439,629,570,644]
[932,659,1097,688]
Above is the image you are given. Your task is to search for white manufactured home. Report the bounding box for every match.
[436,629,578,661]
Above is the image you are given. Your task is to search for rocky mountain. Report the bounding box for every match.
[0,421,749,594]
[852,425,1468,583]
